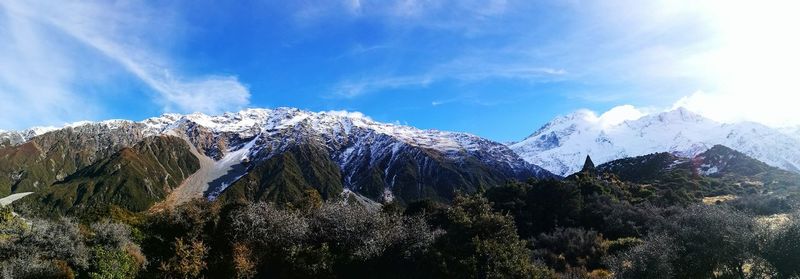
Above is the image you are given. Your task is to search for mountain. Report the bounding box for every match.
[780,126,800,142]
[0,120,148,197]
[144,108,557,204]
[0,126,57,148]
[21,135,199,216]
[0,108,555,213]
[511,107,800,176]
[593,145,800,202]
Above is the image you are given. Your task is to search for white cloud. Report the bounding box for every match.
[0,0,250,129]
[323,110,372,120]
[574,105,649,128]
[597,105,647,127]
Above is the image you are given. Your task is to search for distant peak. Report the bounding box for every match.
[659,107,709,122]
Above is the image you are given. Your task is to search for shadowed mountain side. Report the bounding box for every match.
[216,144,344,205]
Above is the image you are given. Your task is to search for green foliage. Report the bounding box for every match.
[533,228,607,272]
[0,212,144,279]
[605,234,677,279]
[607,205,787,279]
[762,212,800,277]
[5,139,800,278]
[141,199,220,275]
[88,246,140,279]
[431,194,548,278]
[666,205,760,278]
[225,201,440,278]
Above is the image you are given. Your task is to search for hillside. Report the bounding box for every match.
[592,145,800,204]
[19,136,199,216]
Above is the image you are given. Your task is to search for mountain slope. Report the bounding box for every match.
[217,143,344,205]
[594,145,800,201]
[20,135,200,216]
[0,121,148,197]
[511,107,800,176]
[1,107,555,210]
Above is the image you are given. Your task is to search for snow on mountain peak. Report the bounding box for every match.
[511,107,800,176]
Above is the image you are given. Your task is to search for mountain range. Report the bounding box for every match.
[0,108,553,215]
[511,107,800,176]
[2,106,799,216]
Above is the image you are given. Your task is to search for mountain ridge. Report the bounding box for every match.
[511,107,800,176]
[1,107,556,213]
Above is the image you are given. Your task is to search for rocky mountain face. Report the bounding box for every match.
[140,108,556,205]
[511,107,800,176]
[0,108,555,214]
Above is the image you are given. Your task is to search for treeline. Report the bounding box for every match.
[2,175,800,278]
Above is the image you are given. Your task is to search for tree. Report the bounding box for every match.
[533,227,607,272]
[432,194,551,279]
[763,212,800,278]
[666,205,760,278]
[88,246,140,279]
[159,238,208,279]
[605,234,676,279]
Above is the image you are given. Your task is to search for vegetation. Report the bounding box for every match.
[2,144,800,278]
[15,136,200,218]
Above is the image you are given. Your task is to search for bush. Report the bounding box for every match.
[88,246,140,279]
[226,201,440,278]
[533,228,607,272]
[605,234,676,279]
[432,194,547,279]
[0,212,144,279]
[159,238,208,278]
[763,212,800,277]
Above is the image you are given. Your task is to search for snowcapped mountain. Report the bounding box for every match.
[0,126,58,147]
[510,107,800,176]
[143,108,554,202]
[780,126,800,142]
[1,107,553,210]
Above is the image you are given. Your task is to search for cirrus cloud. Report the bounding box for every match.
[0,0,250,129]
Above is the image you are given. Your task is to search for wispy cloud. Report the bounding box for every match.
[332,60,567,98]
[293,0,510,33]
[334,75,434,98]
[324,0,720,107]
[0,1,249,129]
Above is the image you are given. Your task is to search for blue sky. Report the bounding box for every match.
[1,0,797,142]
